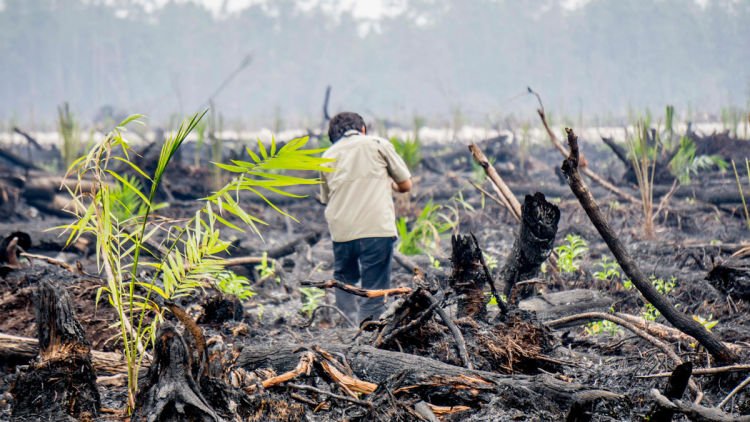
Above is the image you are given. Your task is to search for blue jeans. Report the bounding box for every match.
[333,236,396,322]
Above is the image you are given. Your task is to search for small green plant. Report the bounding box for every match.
[669,136,727,184]
[396,200,457,256]
[255,252,280,283]
[390,136,422,171]
[626,119,658,239]
[692,314,718,331]
[585,319,622,336]
[300,287,326,318]
[483,252,499,271]
[554,234,588,274]
[689,314,719,348]
[57,102,80,170]
[216,271,255,300]
[427,254,441,269]
[487,292,507,307]
[593,256,621,282]
[642,276,676,321]
[109,174,168,221]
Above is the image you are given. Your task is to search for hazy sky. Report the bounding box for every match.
[1,0,747,126]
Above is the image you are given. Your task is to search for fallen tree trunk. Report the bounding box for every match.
[561,127,738,364]
[237,343,623,413]
[0,146,40,170]
[0,332,126,374]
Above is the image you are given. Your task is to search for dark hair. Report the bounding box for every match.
[328,112,365,143]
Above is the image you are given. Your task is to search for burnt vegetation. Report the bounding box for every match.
[1,93,750,422]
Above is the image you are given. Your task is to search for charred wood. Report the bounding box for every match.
[450,234,490,318]
[237,343,622,414]
[10,278,100,421]
[500,192,560,303]
[706,256,750,301]
[648,362,692,422]
[561,127,738,364]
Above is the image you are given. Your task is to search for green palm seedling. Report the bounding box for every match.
[61,111,333,411]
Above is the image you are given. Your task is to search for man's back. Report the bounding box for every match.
[321,130,410,242]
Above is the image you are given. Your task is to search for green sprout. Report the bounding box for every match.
[554,234,588,274]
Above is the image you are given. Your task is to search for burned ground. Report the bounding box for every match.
[0,126,749,421]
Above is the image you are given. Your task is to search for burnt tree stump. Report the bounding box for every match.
[132,324,221,422]
[11,277,100,421]
[450,234,489,319]
[707,257,750,301]
[500,192,560,303]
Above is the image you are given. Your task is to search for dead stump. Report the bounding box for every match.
[450,234,489,319]
[10,277,100,421]
[501,192,560,302]
[706,256,750,301]
[132,324,222,422]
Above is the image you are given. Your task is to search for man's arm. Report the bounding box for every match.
[380,140,413,193]
[319,171,330,204]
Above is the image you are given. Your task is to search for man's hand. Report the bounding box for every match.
[392,179,412,193]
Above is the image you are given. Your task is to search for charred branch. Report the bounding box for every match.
[561,127,738,364]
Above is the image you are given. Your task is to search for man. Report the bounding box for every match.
[319,112,412,323]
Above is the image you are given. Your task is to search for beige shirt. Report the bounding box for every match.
[320,130,411,242]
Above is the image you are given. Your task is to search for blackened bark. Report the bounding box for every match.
[706,257,750,301]
[11,278,100,421]
[132,324,221,422]
[450,235,489,318]
[648,362,693,421]
[500,192,560,303]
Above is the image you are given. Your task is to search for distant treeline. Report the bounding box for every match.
[0,0,748,126]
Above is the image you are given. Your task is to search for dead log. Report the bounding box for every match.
[565,390,627,422]
[519,289,613,321]
[0,146,40,170]
[10,279,100,421]
[237,343,623,414]
[0,332,127,374]
[0,224,93,255]
[649,389,750,422]
[561,127,738,364]
[648,362,692,421]
[500,192,560,303]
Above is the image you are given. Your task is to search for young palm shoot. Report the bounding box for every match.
[626,121,659,239]
[61,111,333,411]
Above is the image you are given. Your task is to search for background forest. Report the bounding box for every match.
[1,0,749,127]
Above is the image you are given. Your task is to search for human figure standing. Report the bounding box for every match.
[319,112,412,323]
